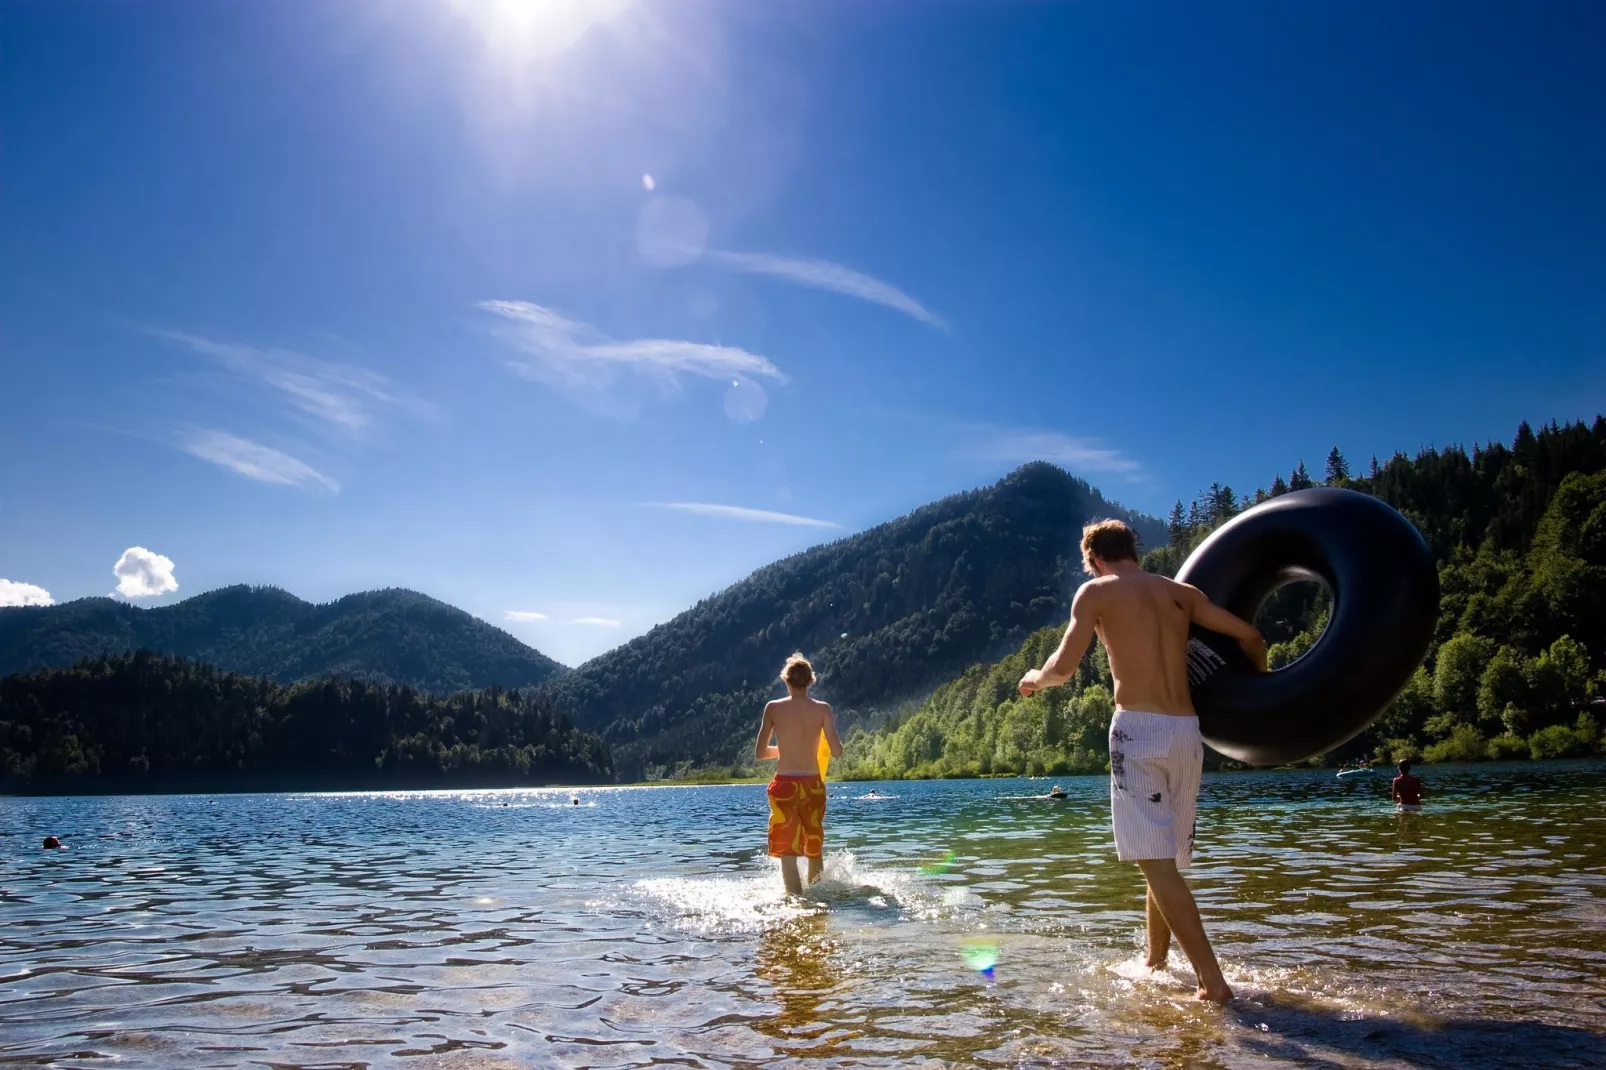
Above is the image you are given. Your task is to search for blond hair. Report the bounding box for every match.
[1081,519,1139,573]
[781,652,814,689]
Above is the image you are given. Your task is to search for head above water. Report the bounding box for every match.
[781,652,814,691]
[1398,760,1412,774]
[1081,519,1140,576]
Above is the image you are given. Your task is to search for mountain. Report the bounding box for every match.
[542,463,1165,778]
[844,418,1606,777]
[0,586,565,694]
[0,651,609,793]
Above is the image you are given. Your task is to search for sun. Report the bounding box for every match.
[445,0,631,62]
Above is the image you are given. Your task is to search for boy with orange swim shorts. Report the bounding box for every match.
[755,653,843,895]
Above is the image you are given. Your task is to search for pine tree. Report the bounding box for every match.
[1167,501,1187,543]
[1290,461,1314,491]
[1369,456,1381,480]
[1325,447,1350,485]
[1270,474,1289,497]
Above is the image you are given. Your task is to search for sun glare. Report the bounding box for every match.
[446,0,630,61]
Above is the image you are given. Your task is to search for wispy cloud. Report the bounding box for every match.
[704,250,945,331]
[504,609,548,622]
[647,502,842,529]
[573,616,622,627]
[478,301,786,397]
[968,429,1143,477]
[152,329,433,436]
[180,429,341,492]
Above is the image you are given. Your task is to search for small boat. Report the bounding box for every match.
[1336,767,1373,778]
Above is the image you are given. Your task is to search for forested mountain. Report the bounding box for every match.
[542,464,1165,779]
[0,651,610,793]
[0,586,565,694]
[843,418,1606,777]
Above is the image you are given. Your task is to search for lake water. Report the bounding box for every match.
[3,762,1604,1069]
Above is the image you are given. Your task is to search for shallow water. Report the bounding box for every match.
[4,762,1604,1068]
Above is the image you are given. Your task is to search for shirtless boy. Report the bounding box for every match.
[1391,760,1424,811]
[1018,520,1267,1004]
[755,653,843,895]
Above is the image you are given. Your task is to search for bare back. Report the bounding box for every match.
[759,695,839,776]
[1082,572,1196,715]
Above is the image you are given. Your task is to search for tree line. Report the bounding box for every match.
[839,417,1606,778]
[0,650,611,793]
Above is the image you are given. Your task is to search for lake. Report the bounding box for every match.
[4,761,1604,1068]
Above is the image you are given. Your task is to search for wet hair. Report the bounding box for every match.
[781,652,814,689]
[1081,519,1139,573]
[1397,760,1412,773]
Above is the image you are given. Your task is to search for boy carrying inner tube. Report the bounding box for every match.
[755,653,843,895]
[1018,520,1268,1004]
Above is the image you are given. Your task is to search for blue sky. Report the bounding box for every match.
[2,0,1603,664]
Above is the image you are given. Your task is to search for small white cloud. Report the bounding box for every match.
[572,616,621,627]
[969,429,1142,477]
[0,579,54,607]
[180,429,341,492]
[642,173,656,191]
[647,502,842,529]
[504,610,548,622]
[704,250,945,330]
[478,301,786,405]
[113,547,178,599]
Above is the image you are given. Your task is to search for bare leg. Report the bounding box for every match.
[805,855,823,886]
[1136,859,1232,1003]
[1145,884,1172,969]
[779,856,804,896]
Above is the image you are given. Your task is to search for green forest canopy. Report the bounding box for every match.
[0,650,610,792]
[838,418,1606,779]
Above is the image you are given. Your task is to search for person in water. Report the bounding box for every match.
[1017,520,1267,1004]
[755,653,843,895]
[1392,760,1424,811]
[1046,785,1068,799]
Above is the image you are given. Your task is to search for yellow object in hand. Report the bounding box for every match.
[817,729,831,778]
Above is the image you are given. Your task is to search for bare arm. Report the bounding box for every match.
[754,703,778,762]
[1019,585,1098,696]
[822,703,843,758]
[1184,585,1268,671]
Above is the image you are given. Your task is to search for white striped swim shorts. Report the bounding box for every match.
[1108,709,1203,869]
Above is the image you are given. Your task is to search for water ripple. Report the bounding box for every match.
[3,764,1604,1067]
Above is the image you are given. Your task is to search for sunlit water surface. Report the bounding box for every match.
[3,762,1604,1068]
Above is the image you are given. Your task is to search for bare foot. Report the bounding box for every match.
[1144,957,1168,971]
[1196,982,1234,1004]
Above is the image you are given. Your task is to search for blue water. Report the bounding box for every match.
[3,762,1604,1068]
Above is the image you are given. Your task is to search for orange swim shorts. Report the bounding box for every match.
[767,775,826,859]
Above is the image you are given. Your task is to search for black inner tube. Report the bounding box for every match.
[1176,488,1438,766]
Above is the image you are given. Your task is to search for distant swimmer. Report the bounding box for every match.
[42,836,61,850]
[1392,760,1424,811]
[1045,785,1069,800]
[755,653,843,895]
[1018,520,1266,1004]
[570,796,580,806]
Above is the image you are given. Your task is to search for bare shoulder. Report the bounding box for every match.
[1157,575,1204,603]
[1075,575,1115,602]
[811,697,833,715]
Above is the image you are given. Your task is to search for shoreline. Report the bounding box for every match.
[6,757,1602,797]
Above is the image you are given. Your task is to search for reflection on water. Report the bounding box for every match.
[3,762,1604,1067]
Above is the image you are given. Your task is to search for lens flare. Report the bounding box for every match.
[917,850,957,876]
[961,942,997,979]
